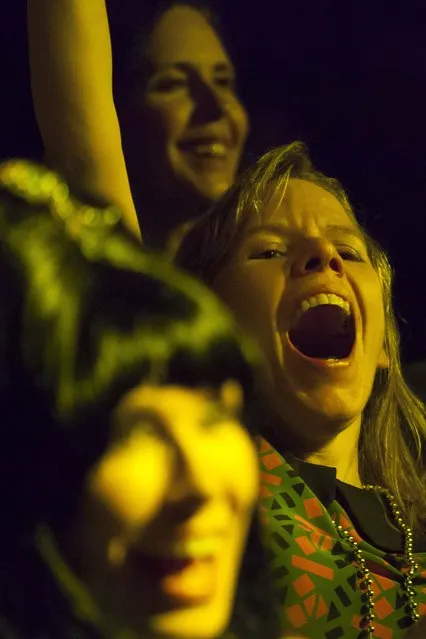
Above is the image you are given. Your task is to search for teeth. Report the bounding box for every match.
[187,143,227,158]
[299,293,350,317]
[161,537,223,560]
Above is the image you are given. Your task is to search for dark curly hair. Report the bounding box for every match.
[0,162,281,639]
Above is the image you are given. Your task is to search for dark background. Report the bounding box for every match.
[1,0,425,363]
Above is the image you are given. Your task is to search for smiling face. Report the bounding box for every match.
[212,179,389,443]
[63,383,258,639]
[122,5,248,210]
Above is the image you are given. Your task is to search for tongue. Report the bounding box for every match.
[289,305,353,359]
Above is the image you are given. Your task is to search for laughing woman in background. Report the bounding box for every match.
[27,0,249,249]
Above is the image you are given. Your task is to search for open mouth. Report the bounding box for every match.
[178,140,228,159]
[129,551,218,605]
[288,304,356,360]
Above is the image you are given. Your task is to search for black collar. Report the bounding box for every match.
[264,429,426,552]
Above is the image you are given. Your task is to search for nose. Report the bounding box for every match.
[290,237,344,278]
[191,79,228,123]
[164,439,218,516]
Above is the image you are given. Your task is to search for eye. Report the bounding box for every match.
[215,76,236,90]
[250,249,287,260]
[201,405,234,429]
[336,246,364,262]
[113,411,168,446]
[151,77,188,92]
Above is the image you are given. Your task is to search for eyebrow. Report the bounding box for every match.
[114,395,238,436]
[245,223,365,242]
[157,62,235,74]
[324,224,365,241]
[113,407,168,440]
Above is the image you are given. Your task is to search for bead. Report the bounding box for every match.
[82,207,102,226]
[334,483,419,637]
[54,200,73,220]
[104,207,121,225]
[39,171,59,194]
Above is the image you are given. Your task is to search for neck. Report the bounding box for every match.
[263,414,363,488]
[133,187,210,250]
[300,431,362,487]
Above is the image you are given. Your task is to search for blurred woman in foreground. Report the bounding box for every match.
[0,160,280,638]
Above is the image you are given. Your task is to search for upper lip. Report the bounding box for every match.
[132,533,226,560]
[288,286,354,328]
[298,287,352,306]
[134,529,227,549]
[178,133,232,149]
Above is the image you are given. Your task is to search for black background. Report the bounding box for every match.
[1,0,425,363]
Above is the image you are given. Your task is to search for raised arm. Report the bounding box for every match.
[27,0,142,240]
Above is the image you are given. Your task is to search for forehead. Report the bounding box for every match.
[254,178,354,231]
[116,384,208,413]
[147,5,230,66]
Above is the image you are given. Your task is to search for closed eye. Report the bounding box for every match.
[150,78,188,92]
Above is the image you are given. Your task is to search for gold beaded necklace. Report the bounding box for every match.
[333,484,420,637]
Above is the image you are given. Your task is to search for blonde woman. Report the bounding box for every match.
[175,141,426,638]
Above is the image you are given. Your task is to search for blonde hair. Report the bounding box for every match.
[176,141,426,536]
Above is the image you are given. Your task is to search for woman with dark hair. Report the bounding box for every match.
[0,160,280,639]
[175,142,426,638]
[27,0,249,249]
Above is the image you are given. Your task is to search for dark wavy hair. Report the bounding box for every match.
[106,0,225,110]
[0,162,281,638]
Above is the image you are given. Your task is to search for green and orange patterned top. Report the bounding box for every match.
[258,435,426,639]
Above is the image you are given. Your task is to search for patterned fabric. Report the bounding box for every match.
[258,438,426,639]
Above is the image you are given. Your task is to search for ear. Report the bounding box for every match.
[377,346,389,369]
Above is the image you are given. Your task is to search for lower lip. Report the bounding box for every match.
[179,146,229,165]
[131,554,218,605]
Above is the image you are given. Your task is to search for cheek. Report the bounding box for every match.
[214,267,281,342]
[88,439,170,530]
[364,275,387,344]
[232,100,250,145]
[142,98,191,143]
[219,431,259,508]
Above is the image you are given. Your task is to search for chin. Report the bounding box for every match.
[193,181,232,202]
[186,169,234,199]
[299,392,363,433]
[149,609,228,639]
